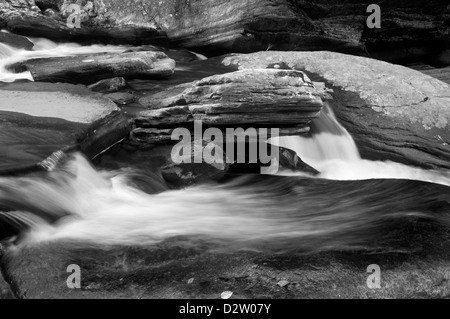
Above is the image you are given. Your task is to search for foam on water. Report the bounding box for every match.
[271,104,450,186]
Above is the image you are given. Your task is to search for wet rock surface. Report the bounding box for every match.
[0,81,130,174]
[10,51,176,84]
[0,31,33,49]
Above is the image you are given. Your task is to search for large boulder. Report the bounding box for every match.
[136,68,323,128]
[1,176,450,298]
[0,81,130,175]
[9,51,176,84]
[217,51,450,170]
[410,63,450,85]
[0,0,168,45]
[28,0,450,62]
[3,0,448,62]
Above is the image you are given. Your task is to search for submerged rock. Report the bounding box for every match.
[10,51,176,84]
[0,82,130,175]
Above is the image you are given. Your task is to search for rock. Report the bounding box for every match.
[0,272,14,299]
[137,68,323,128]
[130,128,175,145]
[221,291,233,299]
[42,0,449,62]
[278,147,319,175]
[409,63,450,85]
[220,51,450,170]
[277,280,289,288]
[88,77,127,93]
[0,0,168,45]
[98,136,229,188]
[0,31,33,50]
[35,0,62,12]
[104,92,135,105]
[10,51,176,84]
[43,8,57,17]
[161,139,229,187]
[130,126,312,147]
[0,81,130,175]
[2,0,448,62]
[1,177,450,298]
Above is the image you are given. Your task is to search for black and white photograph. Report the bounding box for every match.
[0,0,449,304]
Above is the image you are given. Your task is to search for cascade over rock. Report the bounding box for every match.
[217,51,450,169]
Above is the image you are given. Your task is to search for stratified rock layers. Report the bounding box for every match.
[136,68,323,129]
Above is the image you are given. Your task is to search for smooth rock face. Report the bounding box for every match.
[0,82,130,174]
[220,51,450,169]
[0,0,168,45]
[137,69,323,128]
[0,31,33,50]
[10,51,176,84]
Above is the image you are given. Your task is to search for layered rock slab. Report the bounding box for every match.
[10,51,176,85]
[136,68,323,129]
[0,82,130,174]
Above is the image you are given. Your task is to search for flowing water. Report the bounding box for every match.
[272,104,450,186]
[1,36,450,253]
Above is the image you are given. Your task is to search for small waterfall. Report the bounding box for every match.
[271,103,450,185]
[0,37,129,82]
[274,103,361,169]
